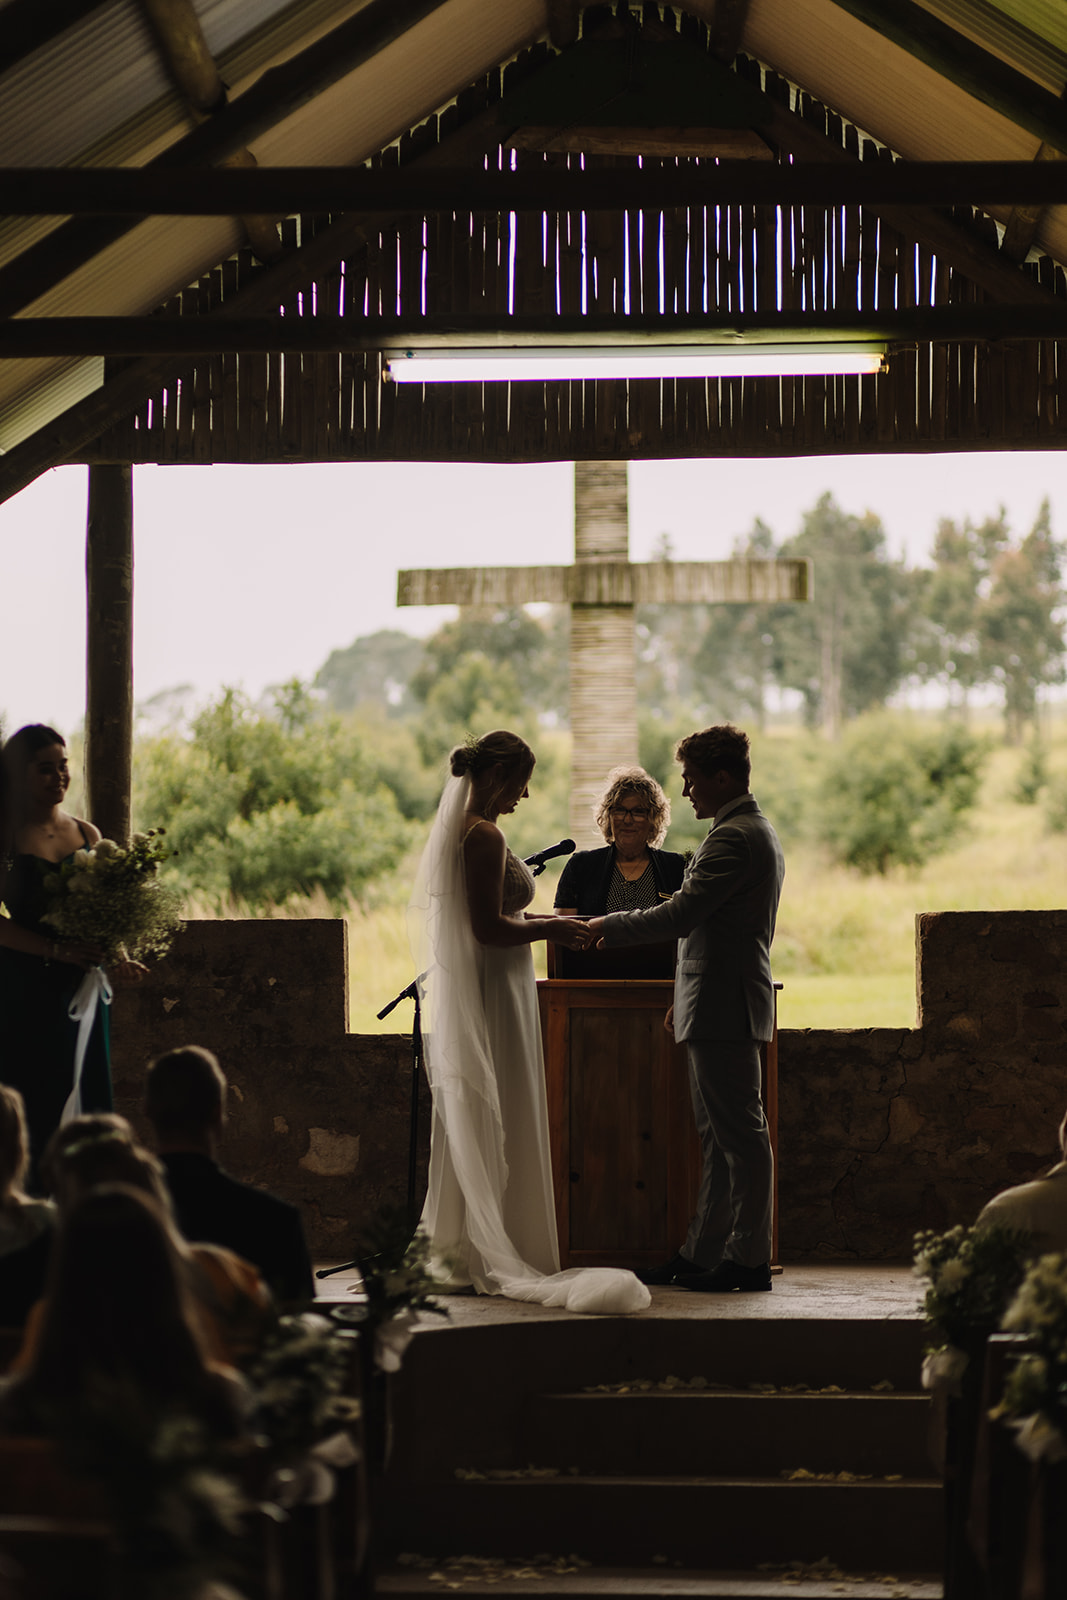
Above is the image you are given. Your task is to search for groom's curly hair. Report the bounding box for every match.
[675,724,751,785]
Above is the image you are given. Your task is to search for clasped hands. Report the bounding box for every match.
[552,916,606,952]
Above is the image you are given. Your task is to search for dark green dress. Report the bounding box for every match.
[0,834,112,1179]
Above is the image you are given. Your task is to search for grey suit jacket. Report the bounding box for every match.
[601,797,785,1043]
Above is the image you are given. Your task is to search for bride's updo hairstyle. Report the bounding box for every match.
[450,730,535,786]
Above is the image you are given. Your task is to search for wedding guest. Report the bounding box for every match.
[0,727,111,1179]
[975,1107,1067,1255]
[0,1184,244,1440]
[144,1045,314,1307]
[0,1085,57,1327]
[0,1086,54,1257]
[17,1136,272,1368]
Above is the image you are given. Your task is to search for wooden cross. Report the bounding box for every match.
[398,463,810,846]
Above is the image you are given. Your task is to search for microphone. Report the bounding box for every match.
[523,838,576,876]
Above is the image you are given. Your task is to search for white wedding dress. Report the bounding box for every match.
[410,775,650,1316]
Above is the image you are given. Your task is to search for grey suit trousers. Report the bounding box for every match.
[684,1037,774,1268]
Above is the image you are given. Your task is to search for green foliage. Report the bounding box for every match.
[773,493,910,737]
[1045,773,1067,834]
[979,500,1066,743]
[315,629,425,717]
[815,713,988,874]
[997,1255,1067,1443]
[1013,736,1049,805]
[410,607,568,722]
[135,683,414,909]
[414,651,525,766]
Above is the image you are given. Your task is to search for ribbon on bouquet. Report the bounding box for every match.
[61,966,114,1125]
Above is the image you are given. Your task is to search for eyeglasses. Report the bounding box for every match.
[610,806,650,822]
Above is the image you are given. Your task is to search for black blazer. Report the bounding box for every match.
[554,844,686,915]
[161,1151,314,1305]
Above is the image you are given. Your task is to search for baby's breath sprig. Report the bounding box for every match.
[41,828,183,965]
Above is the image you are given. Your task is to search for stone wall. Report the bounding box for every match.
[112,909,1067,1262]
[777,910,1067,1260]
[110,920,427,1263]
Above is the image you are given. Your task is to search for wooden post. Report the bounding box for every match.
[570,459,638,845]
[85,464,134,844]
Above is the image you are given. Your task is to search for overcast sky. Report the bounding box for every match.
[1,450,1063,737]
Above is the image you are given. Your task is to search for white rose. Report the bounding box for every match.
[72,849,91,867]
[132,832,149,845]
[921,1345,969,1394]
[1012,1412,1067,1464]
[94,839,120,858]
[937,1259,971,1292]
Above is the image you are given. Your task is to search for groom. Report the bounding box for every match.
[585,724,784,1292]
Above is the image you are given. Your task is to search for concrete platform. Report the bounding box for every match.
[316,1263,926,1328]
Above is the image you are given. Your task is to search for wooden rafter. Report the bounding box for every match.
[6,160,1067,213]
[708,0,750,64]
[0,0,451,320]
[825,0,1067,155]
[8,305,1067,357]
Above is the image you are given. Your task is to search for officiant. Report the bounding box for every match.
[552,766,685,978]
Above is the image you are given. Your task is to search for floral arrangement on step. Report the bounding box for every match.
[913,1222,1033,1393]
[40,828,183,965]
[246,1311,363,1509]
[353,1206,450,1375]
[992,1252,1067,1464]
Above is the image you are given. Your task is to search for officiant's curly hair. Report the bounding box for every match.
[593,766,671,849]
[450,730,535,784]
[676,724,751,785]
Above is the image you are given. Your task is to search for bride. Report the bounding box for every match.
[410,730,650,1316]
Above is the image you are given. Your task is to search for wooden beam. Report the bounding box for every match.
[0,102,506,506]
[7,161,1067,213]
[825,0,1067,155]
[397,559,810,607]
[0,0,452,319]
[708,0,751,64]
[8,306,1067,356]
[507,126,774,158]
[546,0,580,50]
[85,464,134,847]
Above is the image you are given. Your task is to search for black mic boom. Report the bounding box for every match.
[523,838,576,873]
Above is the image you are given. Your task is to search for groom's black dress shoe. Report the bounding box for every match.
[635,1251,705,1286]
[681,1260,772,1293]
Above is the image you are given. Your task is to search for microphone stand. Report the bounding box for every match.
[315,971,428,1281]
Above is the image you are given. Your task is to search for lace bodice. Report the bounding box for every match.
[502,849,535,916]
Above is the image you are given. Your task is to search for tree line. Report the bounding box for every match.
[129,493,1065,909]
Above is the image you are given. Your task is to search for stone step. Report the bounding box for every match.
[381,1476,943,1571]
[521,1391,933,1478]
[376,1560,943,1600]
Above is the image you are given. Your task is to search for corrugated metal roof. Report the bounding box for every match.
[4,0,1067,464]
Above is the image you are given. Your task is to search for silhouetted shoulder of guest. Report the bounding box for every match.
[975,1108,1067,1257]
[0,1085,57,1326]
[145,1045,314,1306]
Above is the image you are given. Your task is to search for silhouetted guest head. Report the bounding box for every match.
[39,1113,135,1199]
[144,1046,227,1142]
[10,1185,235,1430]
[0,1084,32,1210]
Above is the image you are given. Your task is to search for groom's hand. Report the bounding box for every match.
[585,916,606,949]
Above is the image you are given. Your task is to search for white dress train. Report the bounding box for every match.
[410,775,650,1316]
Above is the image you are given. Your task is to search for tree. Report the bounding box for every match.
[912,513,1007,710]
[978,500,1066,743]
[410,606,568,722]
[773,494,909,737]
[316,630,425,717]
[816,713,988,874]
[135,683,414,909]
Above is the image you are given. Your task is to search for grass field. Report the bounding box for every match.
[191,716,1067,1033]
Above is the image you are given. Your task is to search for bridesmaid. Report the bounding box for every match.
[0,725,112,1182]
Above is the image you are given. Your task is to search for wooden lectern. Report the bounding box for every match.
[538,956,779,1270]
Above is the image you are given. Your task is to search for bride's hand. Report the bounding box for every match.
[551,918,593,951]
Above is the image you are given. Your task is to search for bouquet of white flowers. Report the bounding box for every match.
[995,1253,1067,1463]
[913,1222,1032,1391]
[41,829,182,965]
